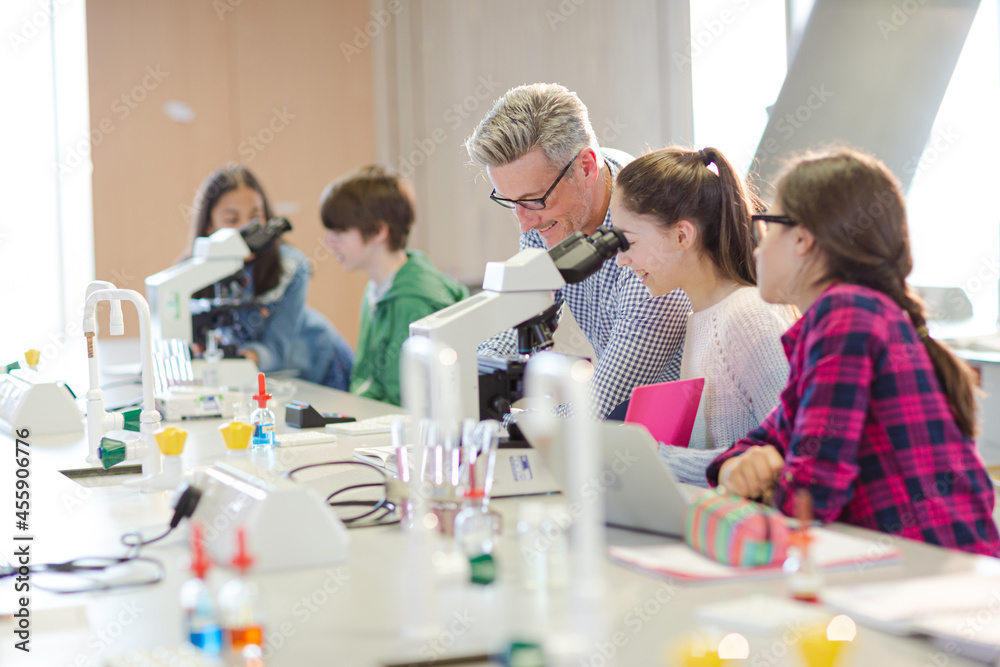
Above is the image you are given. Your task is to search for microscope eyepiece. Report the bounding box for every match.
[241,217,293,255]
[547,224,629,284]
[591,224,629,255]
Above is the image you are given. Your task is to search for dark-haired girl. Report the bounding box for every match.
[708,149,999,556]
[188,165,353,389]
[613,147,797,485]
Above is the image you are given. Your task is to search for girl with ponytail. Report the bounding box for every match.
[613,147,797,485]
[707,148,999,556]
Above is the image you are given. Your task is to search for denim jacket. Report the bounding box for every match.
[231,243,353,389]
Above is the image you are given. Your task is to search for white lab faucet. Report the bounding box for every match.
[83,281,163,491]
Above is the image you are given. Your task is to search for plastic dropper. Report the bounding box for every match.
[218,527,265,655]
[179,523,223,655]
[786,488,821,602]
[250,372,275,447]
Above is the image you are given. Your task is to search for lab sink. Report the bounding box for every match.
[59,464,143,487]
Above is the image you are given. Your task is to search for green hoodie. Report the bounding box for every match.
[350,251,469,405]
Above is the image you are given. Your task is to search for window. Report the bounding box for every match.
[905,0,1000,334]
[690,0,787,176]
[1,0,93,372]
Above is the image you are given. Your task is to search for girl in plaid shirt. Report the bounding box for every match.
[707,149,1000,556]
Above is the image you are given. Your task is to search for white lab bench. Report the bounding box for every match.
[3,345,1000,666]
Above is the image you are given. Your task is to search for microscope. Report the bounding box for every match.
[144,217,292,388]
[408,225,628,423]
[143,218,292,418]
[146,217,292,350]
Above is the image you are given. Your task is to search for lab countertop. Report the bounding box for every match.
[2,346,997,666]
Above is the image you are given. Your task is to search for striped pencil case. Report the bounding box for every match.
[685,491,790,567]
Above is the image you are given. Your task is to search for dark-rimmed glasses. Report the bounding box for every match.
[752,213,797,243]
[489,154,578,210]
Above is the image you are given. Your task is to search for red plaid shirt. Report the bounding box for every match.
[707,283,1000,557]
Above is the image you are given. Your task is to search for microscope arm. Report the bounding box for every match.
[145,257,245,344]
[409,290,556,422]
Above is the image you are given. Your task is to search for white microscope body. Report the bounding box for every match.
[408,248,564,422]
[409,225,627,422]
[144,227,249,345]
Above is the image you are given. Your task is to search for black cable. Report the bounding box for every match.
[286,460,401,528]
[326,482,391,523]
[1,553,165,595]
[0,483,200,594]
[120,524,175,554]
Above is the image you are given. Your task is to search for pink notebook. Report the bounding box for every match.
[624,377,705,447]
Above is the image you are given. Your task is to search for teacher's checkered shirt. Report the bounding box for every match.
[477,148,692,419]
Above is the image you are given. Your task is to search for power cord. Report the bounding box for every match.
[0,484,202,594]
[286,460,401,528]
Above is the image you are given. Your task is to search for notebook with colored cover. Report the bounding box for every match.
[624,377,705,447]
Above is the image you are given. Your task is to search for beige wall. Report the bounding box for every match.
[87,0,374,346]
[372,0,693,284]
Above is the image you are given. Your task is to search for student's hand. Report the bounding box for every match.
[239,349,260,367]
[719,445,784,499]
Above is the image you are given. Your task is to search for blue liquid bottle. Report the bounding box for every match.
[250,372,275,447]
[179,523,223,655]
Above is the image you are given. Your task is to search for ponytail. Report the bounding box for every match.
[616,146,757,286]
[699,147,757,286]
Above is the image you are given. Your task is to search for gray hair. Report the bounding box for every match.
[465,83,598,170]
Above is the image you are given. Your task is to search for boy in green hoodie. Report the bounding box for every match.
[319,166,469,405]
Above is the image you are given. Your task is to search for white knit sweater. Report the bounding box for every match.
[658,287,798,485]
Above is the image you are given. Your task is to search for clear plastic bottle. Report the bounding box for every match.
[785,489,822,602]
[218,527,265,657]
[179,524,223,656]
[202,329,223,388]
[250,372,275,447]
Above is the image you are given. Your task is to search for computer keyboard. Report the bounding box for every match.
[274,430,338,447]
[325,413,409,436]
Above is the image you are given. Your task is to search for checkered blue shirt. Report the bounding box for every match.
[477,148,692,419]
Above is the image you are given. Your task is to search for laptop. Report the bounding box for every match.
[517,415,694,538]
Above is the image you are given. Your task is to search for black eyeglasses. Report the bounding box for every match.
[751,213,797,242]
[489,154,578,210]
